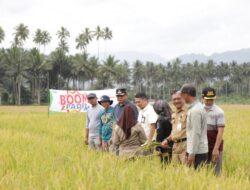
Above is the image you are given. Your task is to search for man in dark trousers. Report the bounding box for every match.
[202,87,225,176]
[180,84,208,169]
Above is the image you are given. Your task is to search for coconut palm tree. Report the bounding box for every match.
[13,23,29,47]
[12,23,29,104]
[33,29,43,50]
[41,30,51,54]
[97,55,119,88]
[94,25,103,58]
[57,26,70,52]
[75,33,87,53]
[27,48,44,104]
[103,27,112,58]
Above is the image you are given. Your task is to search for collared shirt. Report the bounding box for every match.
[171,106,187,141]
[186,100,208,155]
[114,100,138,122]
[204,104,225,152]
[137,103,158,139]
[86,104,104,137]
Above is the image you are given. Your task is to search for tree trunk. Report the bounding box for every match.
[37,76,40,105]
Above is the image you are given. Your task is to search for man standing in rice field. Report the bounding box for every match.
[161,91,187,165]
[180,84,208,169]
[135,92,158,143]
[85,93,104,150]
[113,88,139,155]
[202,87,225,176]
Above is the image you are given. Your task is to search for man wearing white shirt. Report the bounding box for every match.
[135,92,158,142]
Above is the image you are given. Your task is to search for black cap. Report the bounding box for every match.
[116,88,127,95]
[98,95,113,105]
[87,93,97,99]
[202,87,216,99]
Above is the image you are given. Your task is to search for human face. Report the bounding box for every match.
[172,93,185,110]
[134,98,147,110]
[203,99,214,107]
[88,97,97,106]
[101,101,110,109]
[116,94,127,104]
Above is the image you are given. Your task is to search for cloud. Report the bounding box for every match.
[0,0,250,59]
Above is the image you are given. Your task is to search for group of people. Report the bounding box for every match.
[85,84,225,176]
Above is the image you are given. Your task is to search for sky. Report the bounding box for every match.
[0,0,250,59]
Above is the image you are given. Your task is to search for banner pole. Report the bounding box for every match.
[48,89,50,118]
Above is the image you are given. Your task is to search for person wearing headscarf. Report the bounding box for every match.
[112,105,147,158]
[153,100,173,164]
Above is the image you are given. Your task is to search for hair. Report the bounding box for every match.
[180,84,196,97]
[134,92,148,99]
[171,90,181,96]
[153,100,172,122]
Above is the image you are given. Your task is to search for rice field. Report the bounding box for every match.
[0,105,250,190]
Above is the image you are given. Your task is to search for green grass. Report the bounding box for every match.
[0,105,250,190]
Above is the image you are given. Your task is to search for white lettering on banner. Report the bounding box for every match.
[49,89,117,112]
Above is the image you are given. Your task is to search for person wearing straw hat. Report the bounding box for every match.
[98,95,115,152]
[202,87,225,176]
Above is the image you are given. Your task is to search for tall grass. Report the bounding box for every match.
[0,105,250,190]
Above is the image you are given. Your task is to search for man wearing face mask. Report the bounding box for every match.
[202,87,225,176]
[161,91,187,164]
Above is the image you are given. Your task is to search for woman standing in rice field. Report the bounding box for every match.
[112,105,147,158]
[99,95,115,152]
[153,100,173,164]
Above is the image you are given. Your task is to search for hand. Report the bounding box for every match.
[186,155,195,167]
[161,139,168,148]
[84,139,88,145]
[212,148,219,162]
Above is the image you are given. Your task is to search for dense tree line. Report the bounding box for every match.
[0,24,250,105]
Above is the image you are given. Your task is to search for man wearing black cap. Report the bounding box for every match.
[180,84,208,169]
[85,93,104,150]
[114,88,138,122]
[113,88,138,155]
[202,87,225,176]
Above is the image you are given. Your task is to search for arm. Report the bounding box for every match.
[187,111,203,165]
[148,123,156,142]
[99,112,103,142]
[85,112,90,145]
[138,125,147,144]
[85,128,89,145]
[212,127,224,161]
[112,126,120,145]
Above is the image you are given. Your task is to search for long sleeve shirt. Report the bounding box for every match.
[186,101,208,155]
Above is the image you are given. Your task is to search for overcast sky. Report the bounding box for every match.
[1,0,250,59]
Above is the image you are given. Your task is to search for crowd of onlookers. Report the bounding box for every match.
[85,84,225,176]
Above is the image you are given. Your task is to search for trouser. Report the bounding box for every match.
[186,152,208,170]
[88,136,101,150]
[208,151,223,176]
[102,140,116,153]
[194,153,208,169]
[172,141,186,165]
